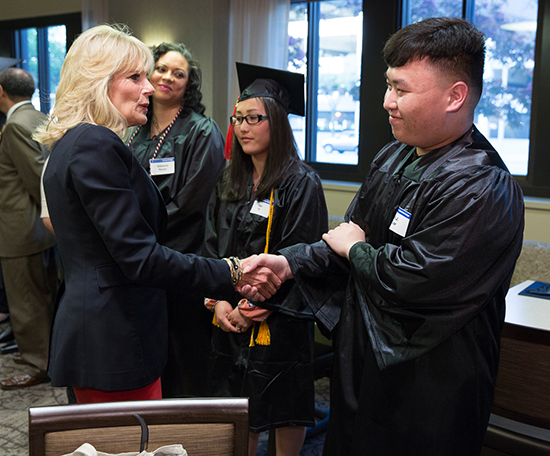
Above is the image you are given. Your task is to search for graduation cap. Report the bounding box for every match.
[236,62,305,117]
[0,57,22,72]
[224,63,305,159]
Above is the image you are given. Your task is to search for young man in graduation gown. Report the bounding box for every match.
[242,17,525,455]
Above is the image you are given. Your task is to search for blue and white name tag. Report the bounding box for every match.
[250,198,271,218]
[150,157,175,176]
[389,207,411,237]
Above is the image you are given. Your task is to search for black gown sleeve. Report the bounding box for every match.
[281,240,350,332]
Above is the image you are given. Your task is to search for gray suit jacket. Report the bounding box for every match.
[0,103,56,257]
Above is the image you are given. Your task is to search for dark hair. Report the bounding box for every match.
[383,17,486,104]
[150,42,205,115]
[222,96,301,202]
[0,67,35,99]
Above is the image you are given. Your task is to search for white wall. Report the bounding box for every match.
[107,0,231,130]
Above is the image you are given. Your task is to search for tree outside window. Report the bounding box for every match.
[406,0,538,176]
[15,25,67,114]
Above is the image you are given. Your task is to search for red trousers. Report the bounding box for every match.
[73,378,162,403]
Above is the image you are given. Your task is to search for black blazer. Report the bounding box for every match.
[44,123,233,391]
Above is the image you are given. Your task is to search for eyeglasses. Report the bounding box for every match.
[230,114,268,126]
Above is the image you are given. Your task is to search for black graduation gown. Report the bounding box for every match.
[129,109,225,397]
[203,162,328,432]
[280,126,525,455]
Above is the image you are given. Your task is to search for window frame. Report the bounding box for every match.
[0,13,81,115]
[522,0,550,197]
[292,0,398,183]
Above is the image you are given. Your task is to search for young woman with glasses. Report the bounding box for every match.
[203,63,328,456]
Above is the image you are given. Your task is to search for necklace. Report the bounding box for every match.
[126,106,183,161]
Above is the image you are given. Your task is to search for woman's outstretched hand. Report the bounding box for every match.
[236,254,292,301]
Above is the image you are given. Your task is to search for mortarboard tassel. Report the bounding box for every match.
[224,100,239,159]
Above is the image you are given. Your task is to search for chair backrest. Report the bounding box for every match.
[28,397,249,456]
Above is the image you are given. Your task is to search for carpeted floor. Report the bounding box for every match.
[0,318,328,455]
[0,319,68,456]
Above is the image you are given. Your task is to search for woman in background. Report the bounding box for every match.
[34,26,276,403]
[204,63,328,456]
[127,42,225,397]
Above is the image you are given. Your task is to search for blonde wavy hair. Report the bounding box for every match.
[34,24,154,148]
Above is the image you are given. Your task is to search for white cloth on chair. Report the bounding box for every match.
[63,442,187,456]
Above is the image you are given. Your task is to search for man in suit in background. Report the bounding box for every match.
[0,67,59,388]
[0,59,20,342]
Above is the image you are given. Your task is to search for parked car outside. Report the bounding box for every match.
[321,131,359,153]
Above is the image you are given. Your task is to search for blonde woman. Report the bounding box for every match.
[35,25,278,403]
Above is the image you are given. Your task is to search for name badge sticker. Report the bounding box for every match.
[389,207,411,237]
[150,157,175,176]
[250,199,271,218]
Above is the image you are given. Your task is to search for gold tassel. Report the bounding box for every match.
[249,325,256,347]
[212,313,220,328]
[248,189,273,349]
[254,320,271,346]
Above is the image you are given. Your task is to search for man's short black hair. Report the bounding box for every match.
[0,67,35,100]
[383,17,486,104]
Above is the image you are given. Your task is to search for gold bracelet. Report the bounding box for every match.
[223,256,242,285]
[222,258,235,283]
[232,257,242,283]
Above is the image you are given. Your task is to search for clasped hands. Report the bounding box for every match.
[214,300,254,334]
[221,221,365,332]
[235,254,292,302]
[235,221,365,302]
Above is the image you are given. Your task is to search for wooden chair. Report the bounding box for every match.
[28,397,249,456]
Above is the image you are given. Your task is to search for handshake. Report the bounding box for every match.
[215,221,365,333]
[233,254,292,302]
[232,220,366,302]
[208,254,290,335]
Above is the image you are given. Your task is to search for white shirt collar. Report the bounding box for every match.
[6,100,32,121]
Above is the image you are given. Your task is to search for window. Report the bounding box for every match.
[287,1,409,183]
[295,0,550,198]
[0,14,80,115]
[14,25,67,114]
[288,0,366,178]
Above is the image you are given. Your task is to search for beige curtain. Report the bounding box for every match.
[81,0,110,31]
[227,0,291,110]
